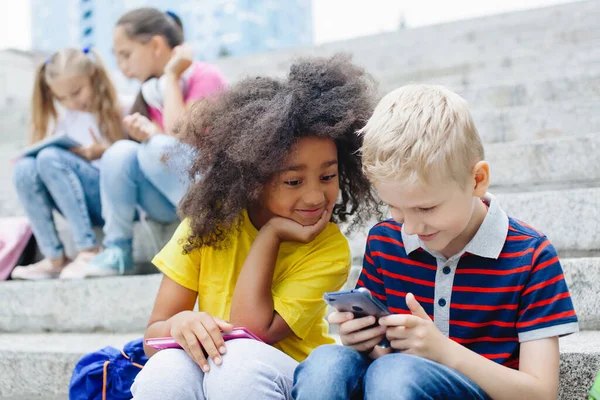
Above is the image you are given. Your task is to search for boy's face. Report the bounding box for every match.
[375,174,486,258]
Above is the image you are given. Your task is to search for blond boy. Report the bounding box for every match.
[293,85,578,400]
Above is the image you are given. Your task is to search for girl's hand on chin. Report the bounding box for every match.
[264,209,330,244]
[164,43,194,78]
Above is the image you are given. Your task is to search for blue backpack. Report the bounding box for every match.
[69,338,148,400]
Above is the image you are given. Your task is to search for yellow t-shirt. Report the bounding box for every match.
[152,210,351,362]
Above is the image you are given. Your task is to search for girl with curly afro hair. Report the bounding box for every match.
[133,54,381,400]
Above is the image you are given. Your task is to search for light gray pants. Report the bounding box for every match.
[131,338,299,399]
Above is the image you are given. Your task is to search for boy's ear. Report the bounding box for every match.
[472,161,490,197]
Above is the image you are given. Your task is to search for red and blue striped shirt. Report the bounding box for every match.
[357,194,578,369]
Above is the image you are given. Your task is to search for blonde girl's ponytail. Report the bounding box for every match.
[30,61,57,143]
[87,48,124,143]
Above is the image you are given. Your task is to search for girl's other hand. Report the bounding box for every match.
[123,113,158,142]
[70,126,105,161]
[169,310,234,372]
[164,43,193,78]
[266,209,330,244]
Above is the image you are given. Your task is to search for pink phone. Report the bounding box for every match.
[145,327,263,350]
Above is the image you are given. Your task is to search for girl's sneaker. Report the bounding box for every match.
[58,250,102,279]
[11,258,67,280]
[60,246,133,279]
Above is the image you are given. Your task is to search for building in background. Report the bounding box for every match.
[31,0,313,68]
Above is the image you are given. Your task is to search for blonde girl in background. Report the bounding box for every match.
[11,48,124,280]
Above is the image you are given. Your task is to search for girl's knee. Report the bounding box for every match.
[203,339,296,399]
[137,134,177,164]
[13,157,38,189]
[131,349,203,399]
[35,146,65,171]
[102,140,139,164]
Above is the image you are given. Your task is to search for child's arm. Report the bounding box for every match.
[229,210,331,343]
[144,275,233,372]
[162,44,193,135]
[380,293,559,400]
[445,334,559,400]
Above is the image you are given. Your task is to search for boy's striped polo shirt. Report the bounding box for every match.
[357,193,578,368]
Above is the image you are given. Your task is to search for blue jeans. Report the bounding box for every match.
[293,345,490,400]
[100,135,191,252]
[13,146,103,259]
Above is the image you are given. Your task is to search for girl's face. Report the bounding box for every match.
[48,74,94,112]
[113,25,165,82]
[258,136,340,227]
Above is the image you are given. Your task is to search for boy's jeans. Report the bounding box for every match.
[100,135,191,252]
[293,345,490,400]
[13,147,103,259]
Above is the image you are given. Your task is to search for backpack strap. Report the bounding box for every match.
[102,361,110,400]
[101,351,145,400]
[120,349,145,369]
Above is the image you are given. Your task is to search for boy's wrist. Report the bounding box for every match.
[437,336,462,369]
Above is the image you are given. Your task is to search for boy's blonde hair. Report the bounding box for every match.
[31,48,123,144]
[359,84,484,186]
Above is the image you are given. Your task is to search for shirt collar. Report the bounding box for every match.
[401,193,509,260]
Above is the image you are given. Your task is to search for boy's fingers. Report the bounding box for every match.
[338,315,376,335]
[328,311,353,324]
[385,325,408,340]
[390,338,411,352]
[406,293,431,321]
[379,314,420,328]
[343,324,386,346]
[349,335,386,352]
[182,329,209,372]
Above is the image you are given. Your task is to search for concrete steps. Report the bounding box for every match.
[487,134,600,192]
[496,187,600,257]
[215,2,600,83]
[471,101,600,142]
[0,331,596,400]
[1,256,598,333]
[0,333,141,400]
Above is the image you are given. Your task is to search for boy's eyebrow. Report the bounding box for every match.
[284,159,338,171]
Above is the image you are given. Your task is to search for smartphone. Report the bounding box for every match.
[323,287,391,348]
[145,327,263,350]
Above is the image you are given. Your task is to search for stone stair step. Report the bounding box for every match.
[496,187,600,257]
[487,134,600,192]
[1,257,598,333]
[471,101,600,143]
[0,331,597,400]
[0,275,160,333]
[0,333,141,400]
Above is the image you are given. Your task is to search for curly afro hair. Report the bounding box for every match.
[176,53,381,251]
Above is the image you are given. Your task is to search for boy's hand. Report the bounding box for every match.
[169,310,234,372]
[329,311,387,353]
[265,209,330,244]
[124,113,159,143]
[164,43,194,78]
[379,293,451,364]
